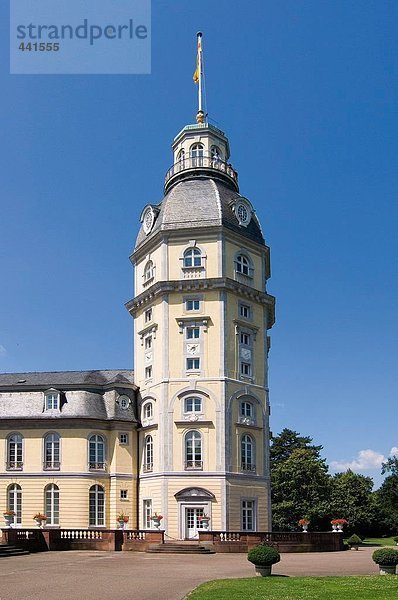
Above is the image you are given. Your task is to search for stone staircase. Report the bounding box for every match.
[0,544,30,558]
[147,541,215,554]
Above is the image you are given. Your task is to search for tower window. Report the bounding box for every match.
[241,362,252,377]
[240,401,254,419]
[145,366,153,380]
[145,335,152,350]
[119,433,129,445]
[145,308,153,323]
[143,402,153,419]
[185,430,203,470]
[240,332,251,346]
[144,435,153,472]
[190,143,204,166]
[186,358,200,371]
[241,434,255,472]
[211,145,222,161]
[236,254,250,276]
[186,299,200,312]
[186,326,200,339]
[239,303,251,319]
[241,499,256,531]
[183,247,202,268]
[120,489,128,500]
[184,397,202,413]
[143,260,154,283]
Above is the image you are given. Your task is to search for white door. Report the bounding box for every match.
[185,507,204,539]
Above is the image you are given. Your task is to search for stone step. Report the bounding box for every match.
[147,544,215,554]
[0,545,30,557]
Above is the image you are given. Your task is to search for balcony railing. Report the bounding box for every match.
[164,153,239,192]
[185,460,203,470]
[6,461,23,470]
[44,461,60,470]
[241,463,256,473]
[88,462,106,471]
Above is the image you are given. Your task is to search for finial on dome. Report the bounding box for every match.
[196,110,205,124]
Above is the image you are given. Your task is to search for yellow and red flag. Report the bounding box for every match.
[193,34,202,84]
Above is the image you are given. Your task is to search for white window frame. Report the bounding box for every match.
[119,433,129,445]
[241,434,255,472]
[143,499,152,529]
[44,432,60,470]
[241,499,256,531]
[44,390,60,411]
[184,396,203,414]
[45,484,60,526]
[6,433,23,470]
[186,357,200,371]
[145,365,153,380]
[88,434,106,470]
[143,402,153,419]
[184,430,203,470]
[144,435,153,472]
[185,298,201,312]
[239,303,251,320]
[120,489,128,500]
[145,308,153,323]
[89,485,105,527]
[186,326,200,340]
[8,483,22,525]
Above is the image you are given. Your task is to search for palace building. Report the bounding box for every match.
[0,51,275,539]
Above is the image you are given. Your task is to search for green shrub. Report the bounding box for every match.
[347,534,363,546]
[372,548,398,566]
[393,536,398,544]
[247,545,280,566]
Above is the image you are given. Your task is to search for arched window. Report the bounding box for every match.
[88,435,105,470]
[240,402,253,419]
[177,149,185,163]
[7,484,22,525]
[143,260,154,283]
[241,435,255,472]
[183,247,202,268]
[7,433,23,470]
[190,143,204,167]
[89,484,105,526]
[143,402,153,420]
[236,254,250,276]
[144,435,153,472]
[44,433,60,470]
[185,430,203,470]
[45,484,59,525]
[211,146,222,161]
[184,397,202,414]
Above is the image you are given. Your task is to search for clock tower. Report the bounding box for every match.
[126,114,275,539]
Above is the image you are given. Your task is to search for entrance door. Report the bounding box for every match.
[185,507,204,539]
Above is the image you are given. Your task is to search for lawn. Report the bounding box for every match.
[187,576,398,600]
[359,537,396,547]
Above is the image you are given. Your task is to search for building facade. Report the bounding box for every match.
[0,116,275,539]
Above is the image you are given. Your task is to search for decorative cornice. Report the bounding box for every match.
[126,277,275,327]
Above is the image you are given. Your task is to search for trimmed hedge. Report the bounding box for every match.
[247,545,280,566]
[372,548,398,566]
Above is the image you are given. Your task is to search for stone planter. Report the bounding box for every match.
[302,524,308,533]
[254,565,272,577]
[379,565,397,576]
[118,521,126,530]
[3,514,14,528]
[337,524,344,532]
[152,519,161,529]
[201,519,210,530]
[331,525,338,532]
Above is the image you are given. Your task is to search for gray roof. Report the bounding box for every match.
[0,369,135,389]
[135,177,265,250]
[0,370,137,422]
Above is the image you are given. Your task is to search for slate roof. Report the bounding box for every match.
[0,370,137,421]
[0,369,135,389]
[135,177,265,250]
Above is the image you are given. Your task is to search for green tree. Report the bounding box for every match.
[374,456,398,534]
[271,444,331,531]
[329,470,376,535]
[270,428,323,468]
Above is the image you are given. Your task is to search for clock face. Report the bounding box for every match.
[143,208,154,234]
[187,344,199,355]
[241,348,251,361]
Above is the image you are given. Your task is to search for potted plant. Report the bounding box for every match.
[33,513,47,528]
[198,514,210,530]
[247,545,280,577]
[150,512,163,529]
[331,518,348,532]
[3,510,16,528]
[298,518,310,533]
[372,548,398,575]
[116,513,129,529]
[347,534,362,550]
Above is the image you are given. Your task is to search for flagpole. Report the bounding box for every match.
[196,32,205,123]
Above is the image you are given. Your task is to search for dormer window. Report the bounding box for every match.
[236,255,250,276]
[45,390,60,411]
[119,395,130,410]
[234,252,254,282]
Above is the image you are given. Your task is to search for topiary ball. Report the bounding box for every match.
[372,548,398,566]
[247,545,280,566]
[347,534,363,545]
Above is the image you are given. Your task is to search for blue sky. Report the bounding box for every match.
[1,1,397,489]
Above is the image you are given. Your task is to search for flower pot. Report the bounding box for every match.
[337,524,344,532]
[34,518,45,528]
[379,565,396,576]
[302,524,308,533]
[201,519,210,530]
[152,519,161,529]
[254,565,272,577]
[332,525,338,532]
[3,514,14,528]
[118,521,125,530]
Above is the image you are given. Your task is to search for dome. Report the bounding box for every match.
[135,177,265,250]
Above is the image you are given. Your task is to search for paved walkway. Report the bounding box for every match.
[0,547,379,600]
